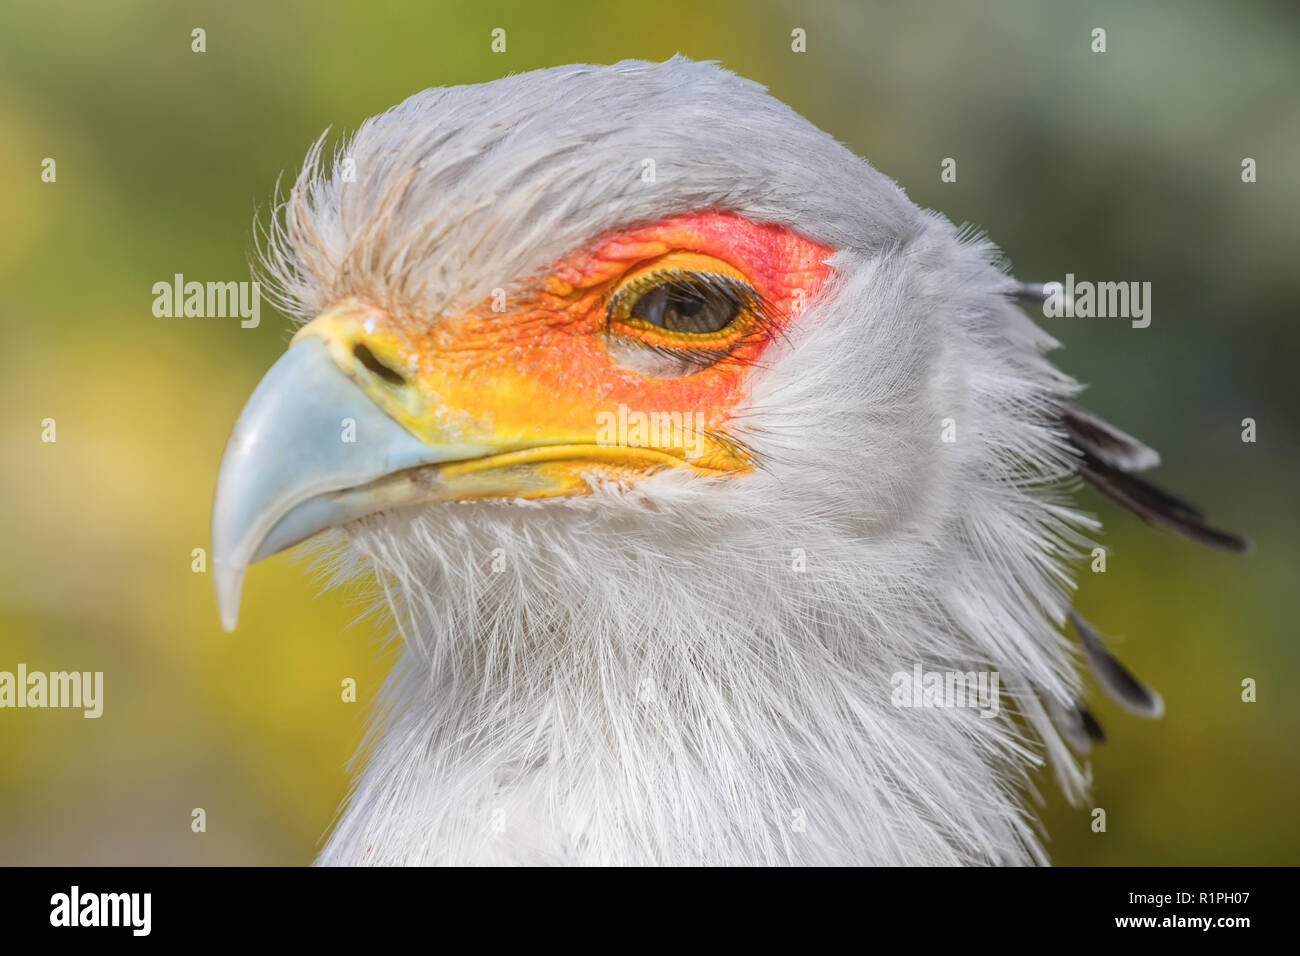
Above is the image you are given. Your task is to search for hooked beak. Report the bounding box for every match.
[211,334,497,632]
[210,301,590,633]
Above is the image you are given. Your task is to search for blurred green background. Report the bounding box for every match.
[1,0,1295,864]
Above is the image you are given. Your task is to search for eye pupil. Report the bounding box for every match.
[672,289,705,318]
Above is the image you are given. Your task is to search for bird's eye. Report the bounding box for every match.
[622,274,744,335]
[605,256,765,350]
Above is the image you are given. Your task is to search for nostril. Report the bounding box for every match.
[353,344,407,386]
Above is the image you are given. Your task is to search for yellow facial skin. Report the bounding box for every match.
[291,297,737,503]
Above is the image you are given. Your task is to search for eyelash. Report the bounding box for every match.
[604,268,781,370]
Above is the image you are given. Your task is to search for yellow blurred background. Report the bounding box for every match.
[0,0,1295,864]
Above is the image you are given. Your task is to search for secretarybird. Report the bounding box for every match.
[211,58,1246,866]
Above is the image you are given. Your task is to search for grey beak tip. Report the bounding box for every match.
[214,560,244,633]
[219,599,240,633]
[210,336,459,634]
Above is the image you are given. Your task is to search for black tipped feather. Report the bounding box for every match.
[1062,403,1160,472]
[1078,706,1106,744]
[1060,403,1250,552]
[1010,282,1049,304]
[1075,452,1251,552]
[1050,696,1107,753]
[1069,611,1164,718]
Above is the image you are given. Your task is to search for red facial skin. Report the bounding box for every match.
[511,210,834,427]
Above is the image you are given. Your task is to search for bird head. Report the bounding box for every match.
[214,57,964,638]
